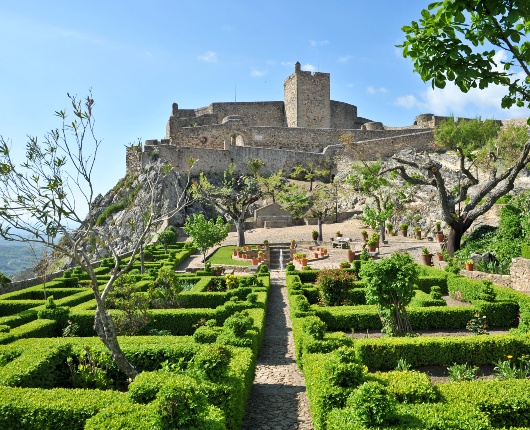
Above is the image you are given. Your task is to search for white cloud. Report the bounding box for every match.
[301,63,316,72]
[197,51,218,63]
[309,39,329,48]
[367,86,388,94]
[394,50,530,119]
[338,55,353,63]
[281,61,295,67]
[395,95,423,109]
[250,68,267,77]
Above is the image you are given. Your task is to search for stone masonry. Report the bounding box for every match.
[126,62,528,178]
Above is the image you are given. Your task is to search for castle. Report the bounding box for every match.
[126,62,440,177]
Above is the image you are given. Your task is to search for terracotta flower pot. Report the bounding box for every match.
[436,253,444,261]
[300,258,308,266]
[415,231,422,239]
[401,229,408,237]
[252,258,259,265]
[436,233,445,242]
[466,263,474,271]
[314,252,319,258]
[368,245,377,252]
[347,250,355,263]
[421,253,433,266]
[361,233,368,241]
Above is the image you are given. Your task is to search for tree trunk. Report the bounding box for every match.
[140,243,145,274]
[236,220,246,247]
[379,221,386,243]
[447,223,465,257]
[93,304,138,381]
[318,218,323,241]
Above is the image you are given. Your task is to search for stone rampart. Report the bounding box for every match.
[166,122,432,154]
[330,101,360,129]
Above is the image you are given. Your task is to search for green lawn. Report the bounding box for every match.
[207,245,251,266]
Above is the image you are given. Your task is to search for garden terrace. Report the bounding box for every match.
[286,263,530,429]
[0,242,271,429]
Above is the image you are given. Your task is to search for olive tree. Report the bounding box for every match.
[384,118,529,255]
[397,0,530,255]
[0,94,193,380]
[191,164,262,247]
[360,252,419,336]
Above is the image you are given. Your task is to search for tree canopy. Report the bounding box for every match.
[191,164,262,247]
[0,94,193,380]
[183,214,229,267]
[400,0,530,116]
[396,0,530,255]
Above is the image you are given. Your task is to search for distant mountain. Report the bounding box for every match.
[0,241,43,278]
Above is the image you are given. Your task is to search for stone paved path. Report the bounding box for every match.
[241,271,313,430]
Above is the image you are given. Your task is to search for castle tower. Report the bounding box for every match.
[284,61,331,129]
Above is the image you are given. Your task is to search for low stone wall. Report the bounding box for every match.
[434,258,530,292]
[510,258,530,292]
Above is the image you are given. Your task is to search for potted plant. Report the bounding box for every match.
[361,230,368,241]
[435,222,445,242]
[347,248,355,263]
[336,230,343,238]
[399,223,409,237]
[300,254,308,266]
[339,261,351,269]
[386,222,393,234]
[258,250,264,261]
[312,230,319,241]
[421,248,433,266]
[313,251,320,258]
[366,235,378,252]
[436,251,444,261]
[414,226,422,239]
[290,239,296,249]
[213,266,225,276]
[465,259,475,271]
[233,247,239,257]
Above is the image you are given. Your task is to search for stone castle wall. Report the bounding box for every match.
[134,129,435,178]
[162,120,432,154]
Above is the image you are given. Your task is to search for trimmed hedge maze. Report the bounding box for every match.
[287,264,530,429]
[0,243,270,429]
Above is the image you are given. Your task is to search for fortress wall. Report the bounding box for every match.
[169,124,432,153]
[330,100,358,129]
[149,144,339,177]
[345,130,435,159]
[176,102,286,127]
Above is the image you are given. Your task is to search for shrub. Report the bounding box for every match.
[193,344,231,381]
[154,374,209,429]
[360,252,419,335]
[149,267,183,308]
[302,316,326,340]
[346,381,396,426]
[316,269,357,306]
[375,370,438,403]
[223,311,253,337]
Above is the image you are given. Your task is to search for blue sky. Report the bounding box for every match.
[1,0,529,205]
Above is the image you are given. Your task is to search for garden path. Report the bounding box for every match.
[241,270,313,430]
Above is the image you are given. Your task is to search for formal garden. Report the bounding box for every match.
[0,242,270,429]
[286,254,530,429]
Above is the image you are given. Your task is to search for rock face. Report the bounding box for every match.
[74,160,192,262]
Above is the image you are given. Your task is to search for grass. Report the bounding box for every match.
[207,246,251,266]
